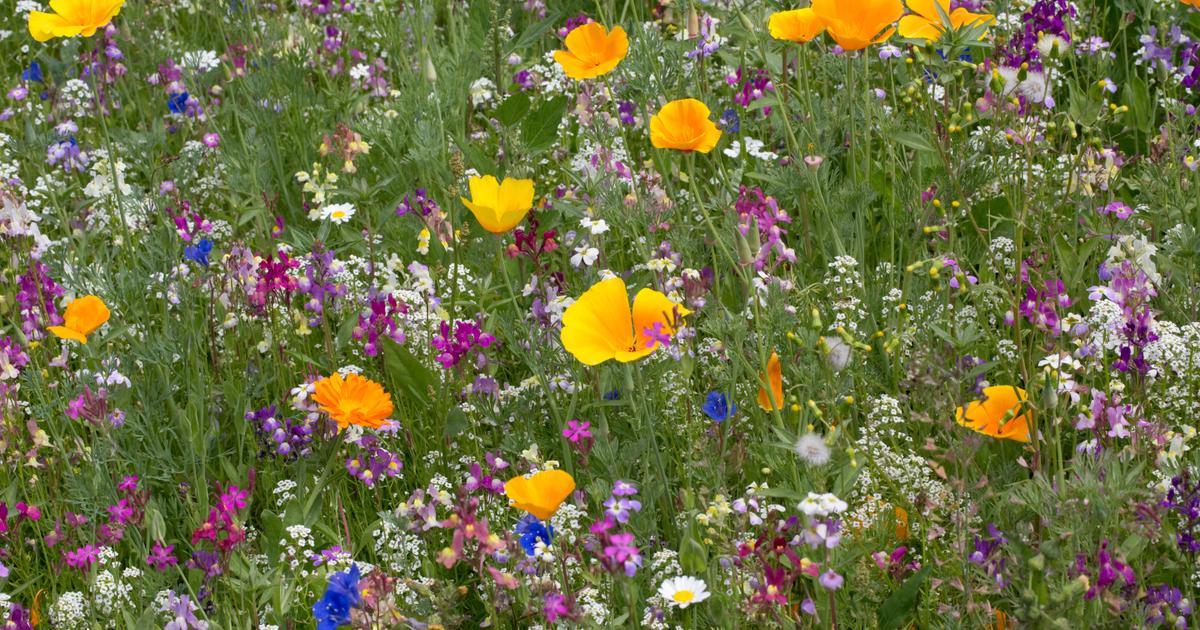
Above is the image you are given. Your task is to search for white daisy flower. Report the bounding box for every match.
[321,202,356,224]
[658,575,710,609]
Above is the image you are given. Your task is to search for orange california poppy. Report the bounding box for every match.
[811,0,904,51]
[756,351,784,411]
[897,0,993,41]
[955,385,1030,442]
[649,99,723,153]
[1186,0,1200,8]
[47,295,110,344]
[768,9,826,43]
[560,277,690,366]
[894,506,909,540]
[554,22,629,80]
[312,372,394,431]
[28,0,124,42]
[460,175,535,234]
[505,469,576,521]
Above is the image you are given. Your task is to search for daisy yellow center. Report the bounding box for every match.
[332,210,346,219]
[672,590,695,604]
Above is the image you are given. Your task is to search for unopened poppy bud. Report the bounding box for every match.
[688,8,700,38]
[423,53,438,83]
[739,11,755,31]
[735,230,755,267]
[1042,381,1058,410]
[811,308,822,330]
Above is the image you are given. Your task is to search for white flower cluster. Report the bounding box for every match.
[281,525,315,572]
[273,479,298,508]
[798,492,848,517]
[823,256,867,333]
[372,519,427,574]
[48,591,88,629]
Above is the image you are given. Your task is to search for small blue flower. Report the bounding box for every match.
[167,91,190,114]
[702,391,735,422]
[718,108,740,134]
[183,239,213,267]
[22,61,43,84]
[313,564,361,630]
[516,514,554,556]
[603,388,620,401]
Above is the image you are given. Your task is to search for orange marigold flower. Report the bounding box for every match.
[559,277,690,365]
[768,8,826,43]
[505,469,575,521]
[897,0,993,41]
[47,295,110,344]
[756,352,784,411]
[812,0,904,51]
[312,372,394,431]
[460,175,535,234]
[29,0,124,43]
[649,98,723,153]
[553,22,629,80]
[955,385,1030,442]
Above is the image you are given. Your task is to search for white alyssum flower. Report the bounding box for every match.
[658,575,710,609]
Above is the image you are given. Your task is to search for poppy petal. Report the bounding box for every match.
[756,352,784,411]
[560,277,634,365]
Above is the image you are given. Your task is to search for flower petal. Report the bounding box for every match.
[560,277,635,366]
[756,352,784,411]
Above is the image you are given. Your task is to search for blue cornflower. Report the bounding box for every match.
[718,108,740,134]
[702,391,735,422]
[22,61,43,83]
[313,564,361,630]
[516,514,554,556]
[183,239,213,267]
[167,91,190,114]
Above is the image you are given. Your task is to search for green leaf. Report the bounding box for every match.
[444,407,468,439]
[1122,75,1152,133]
[382,339,435,405]
[891,131,937,154]
[521,95,568,153]
[494,91,531,127]
[877,565,932,630]
[678,528,709,574]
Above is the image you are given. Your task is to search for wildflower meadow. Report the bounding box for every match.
[4,0,1200,627]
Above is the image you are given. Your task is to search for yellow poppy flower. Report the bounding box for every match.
[955,385,1030,442]
[756,351,784,411]
[768,8,826,43]
[897,0,993,41]
[649,99,723,153]
[505,469,576,521]
[312,372,394,431]
[460,175,535,234]
[47,295,110,344]
[28,0,124,43]
[811,0,904,51]
[553,22,629,80]
[559,277,690,366]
